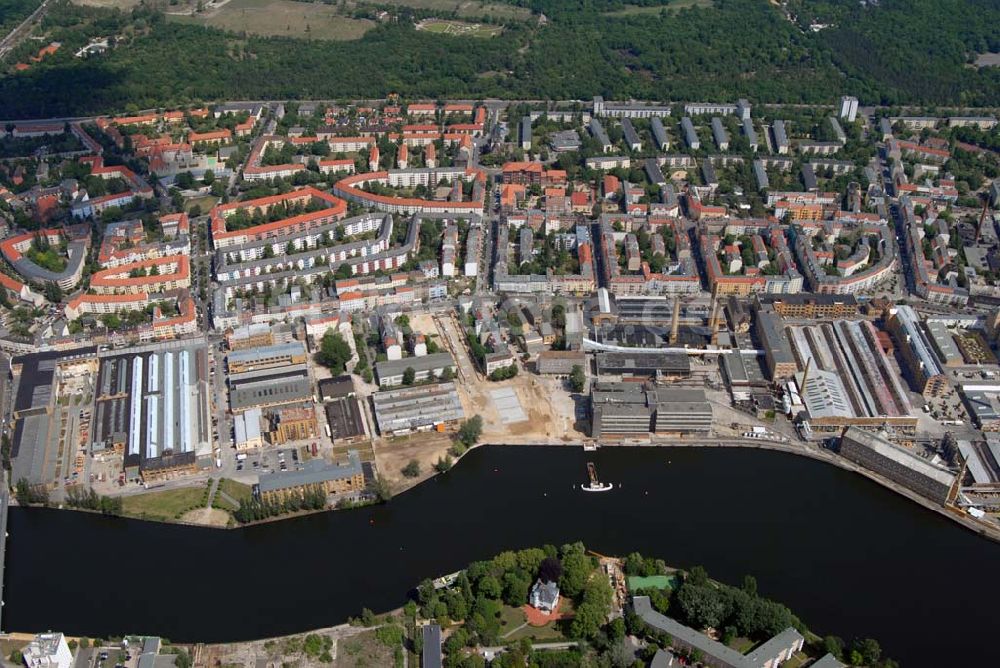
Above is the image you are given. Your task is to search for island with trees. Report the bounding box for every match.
[345,543,899,668]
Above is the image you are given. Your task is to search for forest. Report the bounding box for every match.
[1,0,999,118]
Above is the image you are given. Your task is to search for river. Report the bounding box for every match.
[5,445,999,666]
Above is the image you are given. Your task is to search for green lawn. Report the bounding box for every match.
[373,0,531,22]
[728,637,756,653]
[505,619,568,643]
[333,629,395,668]
[26,247,67,273]
[169,0,376,41]
[604,0,712,16]
[627,574,677,591]
[498,605,525,636]
[121,485,207,522]
[213,478,252,512]
[501,603,572,643]
[184,195,218,215]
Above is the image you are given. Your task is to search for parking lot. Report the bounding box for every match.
[236,446,304,475]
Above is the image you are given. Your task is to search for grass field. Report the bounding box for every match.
[334,629,396,668]
[169,0,376,41]
[367,0,531,22]
[416,18,502,38]
[70,0,142,8]
[213,478,252,512]
[184,194,218,215]
[604,0,712,16]
[121,485,207,522]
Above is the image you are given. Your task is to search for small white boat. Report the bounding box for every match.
[582,482,614,492]
[583,443,598,452]
[581,462,614,492]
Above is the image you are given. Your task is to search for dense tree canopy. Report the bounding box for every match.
[3,0,1000,118]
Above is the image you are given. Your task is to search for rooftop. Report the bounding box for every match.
[257,450,363,493]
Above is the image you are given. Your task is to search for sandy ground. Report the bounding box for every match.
[180,507,231,527]
[373,431,456,494]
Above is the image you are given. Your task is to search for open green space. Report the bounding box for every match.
[184,194,218,215]
[120,485,207,522]
[626,574,677,591]
[26,247,67,273]
[169,0,376,41]
[333,629,396,668]
[416,18,503,38]
[368,0,530,22]
[603,0,712,16]
[213,478,253,512]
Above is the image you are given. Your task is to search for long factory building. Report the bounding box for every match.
[785,319,917,435]
[93,343,212,480]
[591,383,712,440]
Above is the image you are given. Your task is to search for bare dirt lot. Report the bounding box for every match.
[180,507,230,526]
[373,431,454,494]
[430,311,585,445]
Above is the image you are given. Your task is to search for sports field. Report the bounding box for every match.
[416,18,502,38]
[169,0,376,41]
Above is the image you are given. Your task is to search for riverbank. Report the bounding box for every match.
[14,437,1000,544]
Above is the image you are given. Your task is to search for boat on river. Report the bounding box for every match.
[582,462,614,492]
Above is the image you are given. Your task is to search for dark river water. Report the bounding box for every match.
[5,445,999,666]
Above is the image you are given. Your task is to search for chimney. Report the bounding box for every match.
[670,297,681,345]
[799,357,813,397]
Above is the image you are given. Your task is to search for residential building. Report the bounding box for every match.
[651,117,670,151]
[711,117,729,150]
[680,117,699,150]
[839,96,859,123]
[633,597,804,668]
[772,120,789,154]
[529,580,560,614]
[519,116,532,150]
[742,118,759,152]
[593,96,672,119]
[622,118,642,151]
[590,118,612,152]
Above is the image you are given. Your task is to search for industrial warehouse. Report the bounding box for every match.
[227,342,313,412]
[839,427,957,505]
[93,342,212,481]
[372,382,466,435]
[590,383,713,440]
[785,319,918,436]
